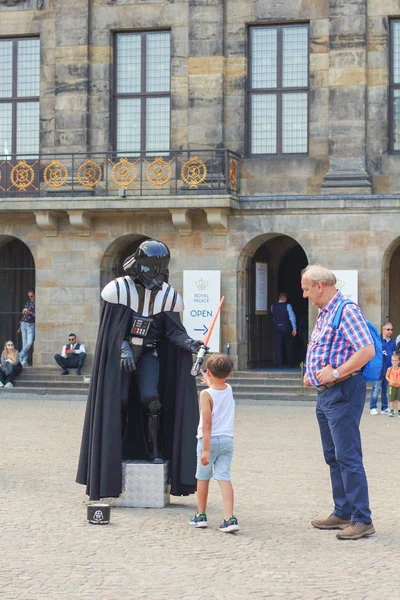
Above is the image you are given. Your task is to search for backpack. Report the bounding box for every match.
[331,299,383,382]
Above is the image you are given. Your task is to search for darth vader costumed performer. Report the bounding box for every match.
[76,240,205,501]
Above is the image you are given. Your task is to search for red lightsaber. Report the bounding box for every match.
[191,296,225,376]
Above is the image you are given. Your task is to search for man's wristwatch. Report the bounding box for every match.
[332,369,340,380]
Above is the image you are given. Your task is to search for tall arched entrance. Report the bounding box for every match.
[0,237,35,348]
[245,234,308,369]
[100,234,150,291]
[388,241,400,336]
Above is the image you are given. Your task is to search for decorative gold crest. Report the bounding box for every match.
[77,159,102,189]
[146,157,172,188]
[10,160,37,192]
[43,160,69,189]
[181,156,207,189]
[111,157,138,188]
[229,159,237,192]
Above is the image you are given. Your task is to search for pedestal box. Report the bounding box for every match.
[104,460,170,508]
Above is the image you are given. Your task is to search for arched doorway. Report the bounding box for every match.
[100,234,150,291]
[388,241,400,337]
[245,234,308,369]
[0,237,35,349]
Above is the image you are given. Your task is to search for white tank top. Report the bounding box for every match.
[197,384,235,439]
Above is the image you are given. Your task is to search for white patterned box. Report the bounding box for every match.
[104,460,170,508]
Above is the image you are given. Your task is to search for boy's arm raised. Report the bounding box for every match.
[200,390,213,465]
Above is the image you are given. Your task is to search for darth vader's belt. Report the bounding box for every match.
[129,315,153,348]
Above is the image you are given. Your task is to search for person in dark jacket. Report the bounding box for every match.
[369,322,396,415]
[271,292,297,368]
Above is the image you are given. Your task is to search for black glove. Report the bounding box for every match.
[120,340,135,372]
[187,339,208,354]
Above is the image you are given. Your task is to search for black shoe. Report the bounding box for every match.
[220,516,239,533]
[61,369,69,375]
[189,512,208,528]
[148,451,164,464]
[76,368,81,376]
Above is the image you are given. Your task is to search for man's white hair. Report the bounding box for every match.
[301,265,337,286]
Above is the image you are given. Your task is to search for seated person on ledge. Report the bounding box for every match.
[54,333,87,376]
[0,340,23,389]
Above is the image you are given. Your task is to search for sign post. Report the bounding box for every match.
[255,262,268,314]
[331,270,358,304]
[183,270,221,353]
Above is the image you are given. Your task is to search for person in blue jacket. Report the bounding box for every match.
[271,292,297,368]
[370,322,396,415]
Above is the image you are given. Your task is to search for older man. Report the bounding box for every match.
[370,322,395,415]
[302,265,375,541]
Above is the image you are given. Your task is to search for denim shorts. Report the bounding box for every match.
[195,435,234,481]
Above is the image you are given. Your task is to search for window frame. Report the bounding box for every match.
[389,19,400,154]
[112,29,171,155]
[0,36,40,157]
[247,23,310,158]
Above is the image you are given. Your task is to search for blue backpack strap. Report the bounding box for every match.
[332,299,356,331]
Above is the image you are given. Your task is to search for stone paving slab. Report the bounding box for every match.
[0,396,399,600]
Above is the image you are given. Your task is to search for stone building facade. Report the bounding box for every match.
[1,0,400,370]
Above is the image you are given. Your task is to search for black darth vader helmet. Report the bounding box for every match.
[123,240,170,291]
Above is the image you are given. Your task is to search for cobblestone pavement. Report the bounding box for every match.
[1,396,399,600]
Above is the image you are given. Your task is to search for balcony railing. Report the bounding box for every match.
[0,149,240,198]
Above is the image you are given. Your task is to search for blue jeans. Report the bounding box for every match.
[20,322,35,364]
[370,378,388,411]
[316,374,372,524]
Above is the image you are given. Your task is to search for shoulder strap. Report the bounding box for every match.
[332,299,356,331]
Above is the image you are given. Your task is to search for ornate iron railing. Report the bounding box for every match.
[0,149,240,198]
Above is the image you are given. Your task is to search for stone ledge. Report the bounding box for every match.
[239,194,400,212]
[0,194,239,212]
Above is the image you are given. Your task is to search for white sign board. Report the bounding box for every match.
[255,262,268,314]
[332,270,358,304]
[183,270,221,353]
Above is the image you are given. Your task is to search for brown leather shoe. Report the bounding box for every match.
[311,513,352,530]
[336,521,375,540]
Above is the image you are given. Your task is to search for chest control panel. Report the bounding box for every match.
[130,315,153,338]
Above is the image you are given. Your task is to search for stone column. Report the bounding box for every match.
[321,0,371,193]
[188,0,224,149]
[54,0,89,153]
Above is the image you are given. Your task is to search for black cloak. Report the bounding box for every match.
[76,301,199,501]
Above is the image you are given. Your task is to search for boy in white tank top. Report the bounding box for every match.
[189,353,239,533]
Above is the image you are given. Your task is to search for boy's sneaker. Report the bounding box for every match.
[389,410,395,417]
[189,512,208,528]
[220,516,239,533]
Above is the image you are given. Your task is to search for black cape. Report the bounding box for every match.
[76,302,199,501]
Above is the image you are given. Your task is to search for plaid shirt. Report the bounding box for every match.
[305,290,373,387]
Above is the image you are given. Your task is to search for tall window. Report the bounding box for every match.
[248,24,309,156]
[0,38,40,157]
[114,31,171,154]
[390,20,400,153]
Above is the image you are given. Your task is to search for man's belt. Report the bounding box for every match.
[316,373,357,392]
